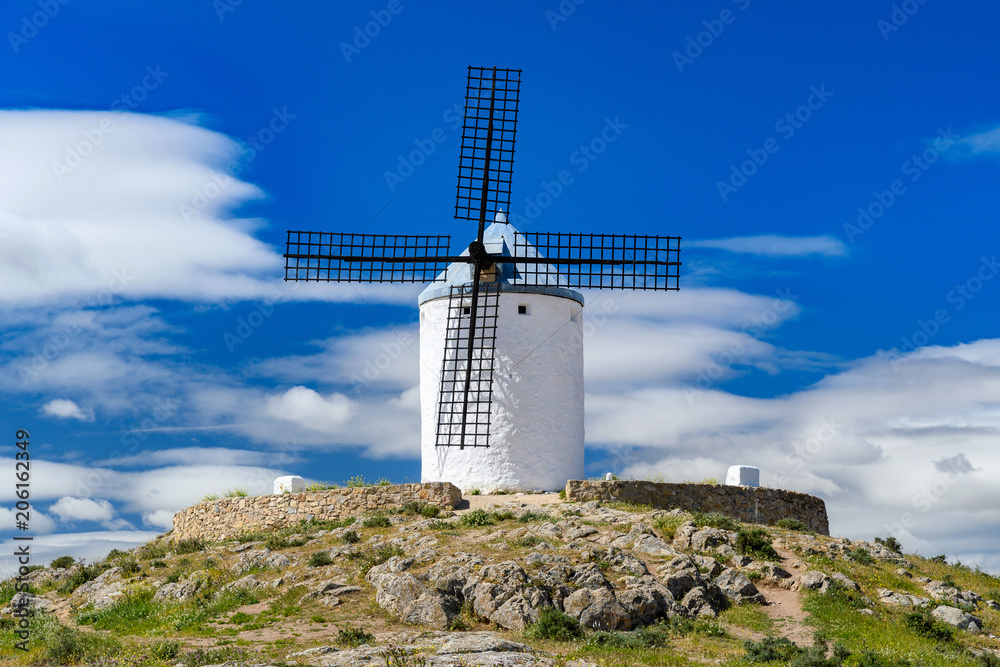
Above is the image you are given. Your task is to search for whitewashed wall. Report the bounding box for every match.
[419,290,585,492]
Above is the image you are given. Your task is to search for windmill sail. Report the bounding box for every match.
[435,284,500,448]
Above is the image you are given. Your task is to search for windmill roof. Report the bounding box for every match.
[417,217,585,306]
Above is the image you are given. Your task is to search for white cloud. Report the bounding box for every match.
[0,531,161,578]
[0,110,421,308]
[41,398,94,421]
[688,234,848,258]
[585,338,1000,568]
[955,124,1000,157]
[142,509,176,531]
[0,507,57,534]
[49,496,124,529]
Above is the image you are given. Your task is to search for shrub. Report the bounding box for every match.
[977,654,1000,667]
[929,554,947,564]
[174,537,208,554]
[849,548,877,565]
[987,589,1000,604]
[653,514,687,541]
[376,477,393,486]
[398,501,441,518]
[470,488,481,495]
[524,606,583,641]
[118,557,141,575]
[904,609,954,642]
[558,488,566,500]
[874,535,902,553]
[518,510,554,523]
[336,625,375,647]
[179,646,253,667]
[50,555,76,569]
[151,560,167,569]
[692,511,741,531]
[265,534,289,550]
[342,530,360,544]
[736,527,780,561]
[151,640,180,660]
[743,636,801,662]
[362,515,392,528]
[306,482,338,491]
[940,573,958,589]
[308,551,333,567]
[57,561,108,594]
[200,493,221,502]
[776,518,809,532]
[223,487,248,497]
[701,477,719,485]
[347,545,405,576]
[459,509,497,527]
[343,475,369,488]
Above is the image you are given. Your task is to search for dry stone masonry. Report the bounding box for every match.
[566,480,829,535]
[172,483,461,541]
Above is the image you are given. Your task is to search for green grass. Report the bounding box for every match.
[174,537,208,554]
[57,560,109,594]
[719,603,775,633]
[457,508,515,527]
[653,514,688,540]
[802,588,980,666]
[691,511,742,531]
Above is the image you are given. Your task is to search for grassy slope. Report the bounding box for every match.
[1,501,999,667]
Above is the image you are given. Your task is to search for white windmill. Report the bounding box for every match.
[283,67,681,493]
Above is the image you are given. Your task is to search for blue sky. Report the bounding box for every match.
[2,1,999,571]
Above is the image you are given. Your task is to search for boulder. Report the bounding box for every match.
[2,592,53,615]
[797,571,833,594]
[680,586,725,618]
[569,563,612,590]
[714,568,766,604]
[931,605,982,634]
[615,584,674,625]
[563,587,632,631]
[830,572,861,593]
[366,568,457,631]
[876,588,929,608]
[690,527,737,552]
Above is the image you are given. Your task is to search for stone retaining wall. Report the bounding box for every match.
[172,482,461,541]
[566,480,829,535]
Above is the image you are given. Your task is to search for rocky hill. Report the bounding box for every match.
[3,494,1000,666]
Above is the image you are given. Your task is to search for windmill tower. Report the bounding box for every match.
[283,67,681,493]
[418,212,586,492]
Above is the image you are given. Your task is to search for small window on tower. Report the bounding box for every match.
[517,304,529,315]
[571,307,581,323]
[463,306,471,315]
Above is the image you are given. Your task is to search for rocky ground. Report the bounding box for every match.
[4,494,1000,666]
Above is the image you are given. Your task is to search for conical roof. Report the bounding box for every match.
[418,213,584,306]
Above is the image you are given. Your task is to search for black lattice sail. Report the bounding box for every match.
[283,66,682,450]
[436,284,500,448]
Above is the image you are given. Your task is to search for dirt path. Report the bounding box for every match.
[757,546,814,647]
[454,493,563,512]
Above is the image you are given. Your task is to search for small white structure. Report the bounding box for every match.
[725,465,760,487]
[419,214,585,493]
[274,475,306,494]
